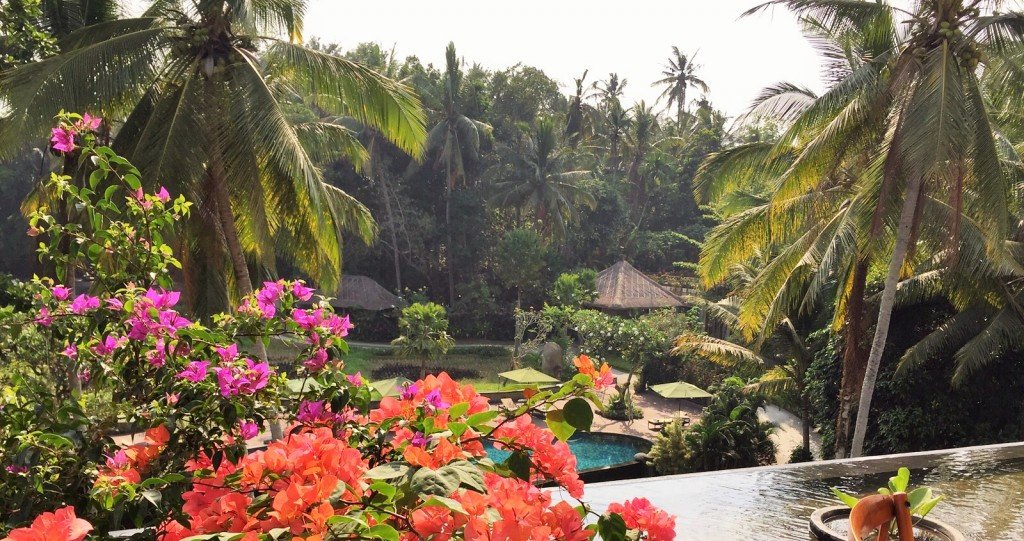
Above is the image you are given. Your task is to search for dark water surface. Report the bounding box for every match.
[574,442,1024,540]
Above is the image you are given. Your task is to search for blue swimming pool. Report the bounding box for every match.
[484,431,651,471]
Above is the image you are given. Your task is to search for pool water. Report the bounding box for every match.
[484,432,649,471]
[576,442,1024,540]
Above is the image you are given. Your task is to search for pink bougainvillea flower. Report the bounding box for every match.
[3,505,93,541]
[215,360,270,397]
[296,400,327,424]
[80,113,102,131]
[176,360,210,383]
[91,335,123,357]
[409,432,429,448]
[105,298,124,311]
[573,354,615,390]
[238,421,259,440]
[35,307,53,327]
[156,187,171,203]
[5,464,28,474]
[147,339,167,367]
[215,344,238,363]
[346,372,364,386]
[303,348,328,372]
[50,127,76,153]
[425,388,451,410]
[61,344,78,359]
[291,281,314,301]
[51,285,70,301]
[400,382,419,401]
[144,288,180,310]
[165,392,179,406]
[605,498,676,541]
[78,370,90,384]
[326,314,353,337]
[70,294,100,315]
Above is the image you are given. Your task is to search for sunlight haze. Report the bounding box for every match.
[301,0,825,119]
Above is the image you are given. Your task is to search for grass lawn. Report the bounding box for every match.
[264,338,538,392]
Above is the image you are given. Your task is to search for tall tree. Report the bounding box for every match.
[0,0,426,314]
[414,42,491,307]
[492,117,595,240]
[740,0,1023,457]
[653,47,709,126]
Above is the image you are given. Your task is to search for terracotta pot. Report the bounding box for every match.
[809,506,965,541]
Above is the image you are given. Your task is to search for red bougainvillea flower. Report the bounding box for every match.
[1,505,92,541]
[492,415,584,498]
[573,354,615,390]
[605,498,676,541]
[166,427,368,540]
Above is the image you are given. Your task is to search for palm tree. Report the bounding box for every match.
[414,42,491,307]
[0,0,426,315]
[492,117,596,240]
[674,315,816,455]
[739,0,1024,457]
[564,70,597,148]
[623,101,659,216]
[653,47,709,126]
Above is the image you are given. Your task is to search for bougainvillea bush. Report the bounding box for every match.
[0,114,675,541]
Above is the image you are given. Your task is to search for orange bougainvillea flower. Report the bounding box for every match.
[2,506,93,541]
[573,355,615,390]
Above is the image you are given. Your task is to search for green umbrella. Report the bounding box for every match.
[286,378,322,396]
[650,381,713,400]
[370,376,414,398]
[497,367,559,385]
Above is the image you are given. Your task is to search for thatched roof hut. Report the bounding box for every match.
[329,275,405,311]
[590,260,684,311]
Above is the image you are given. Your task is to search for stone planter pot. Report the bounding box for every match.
[810,506,965,541]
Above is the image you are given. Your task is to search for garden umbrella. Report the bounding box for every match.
[370,376,414,398]
[286,378,323,396]
[651,380,712,414]
[651,381,712,400]
[498,367,559,385]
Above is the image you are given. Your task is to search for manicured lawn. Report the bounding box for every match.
[264,338,539,391]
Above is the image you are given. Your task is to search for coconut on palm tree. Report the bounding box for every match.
[0,0,427,315]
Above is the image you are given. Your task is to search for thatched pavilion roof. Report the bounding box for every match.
[590,260,684,310]
[329,275,405,311]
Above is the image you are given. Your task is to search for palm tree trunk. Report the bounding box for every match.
[849,176,923,457]
[370,142,402,293]
[801,395,812,456]
[445,186,456,308]
[834,259,869,458]
[207,135,283,441]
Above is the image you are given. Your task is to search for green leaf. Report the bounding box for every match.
[439,460,486,492]
[545,410,576,441]
[889,467,910,493]
[123,173,141,191]
[506,451,532,481]
[366,524,399,541]
[410,467,460,497]
[141,488,162,506]
[364,462,411,480]
[421,496,467,514]
[563,397,593,431]
[466,410,500,427]
[831,487,860,508]
[597,513,628,541]
[448,402,469,419]
[368,481,397,500]
[447,422,468,439]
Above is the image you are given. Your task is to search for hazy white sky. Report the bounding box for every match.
[301,0,826,118]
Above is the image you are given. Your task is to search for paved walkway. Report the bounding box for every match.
[759,404,821,463]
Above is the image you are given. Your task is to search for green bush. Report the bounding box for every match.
[788,445,814,463]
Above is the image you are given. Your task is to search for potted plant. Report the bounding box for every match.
[809,467,965,541]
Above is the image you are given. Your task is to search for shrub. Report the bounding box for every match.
[789,445,814,464]
[0,119,676,541]
[391,302,455,379]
